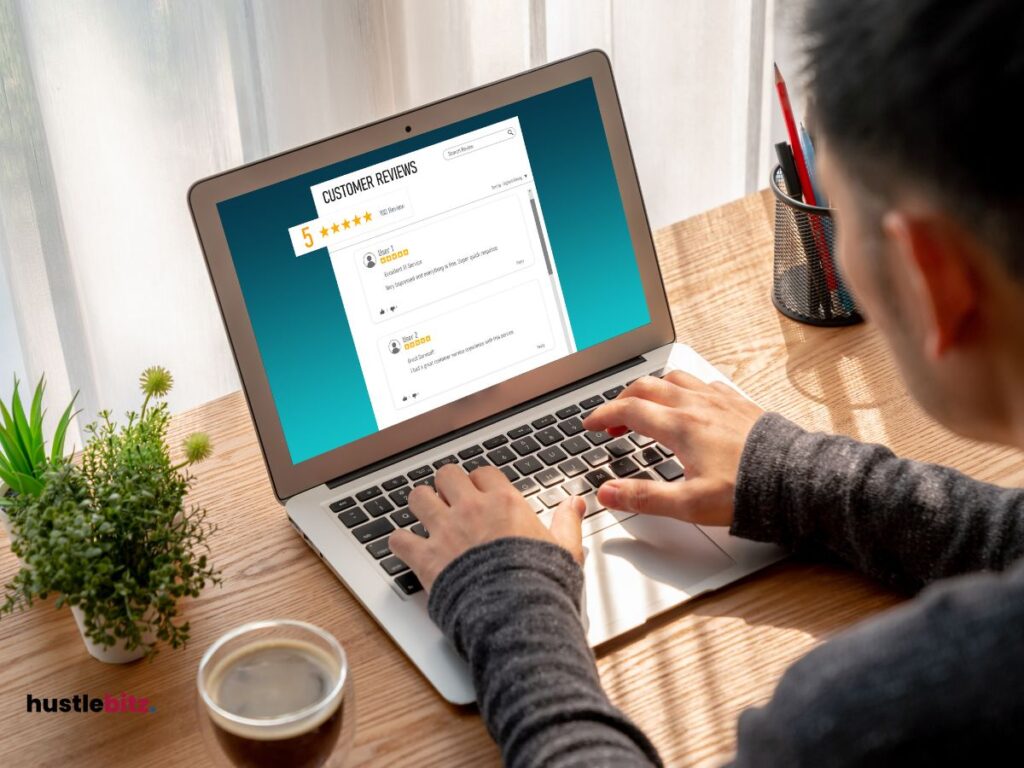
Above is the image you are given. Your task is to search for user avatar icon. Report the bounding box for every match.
[388,339,401,355]
[364,252,376,269]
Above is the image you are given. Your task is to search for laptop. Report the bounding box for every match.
[189,50,785,705]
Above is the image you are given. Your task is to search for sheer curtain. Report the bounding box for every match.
[0,0,774,429]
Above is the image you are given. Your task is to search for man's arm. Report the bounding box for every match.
[732,412,1024,591]
[427,538,661,768]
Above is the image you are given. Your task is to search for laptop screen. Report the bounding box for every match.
[217,77,650,465]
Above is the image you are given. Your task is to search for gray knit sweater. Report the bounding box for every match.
[427,412,1024,766]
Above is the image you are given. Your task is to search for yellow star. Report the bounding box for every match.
[320,226,329,238]
[342,219,351,229]
[363,210,373,222]
[331,222,340,234]
[352,214,362,226]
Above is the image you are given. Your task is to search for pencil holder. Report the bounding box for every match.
[770,165,862,326]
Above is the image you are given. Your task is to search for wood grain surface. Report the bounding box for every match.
[1,190,1020,767]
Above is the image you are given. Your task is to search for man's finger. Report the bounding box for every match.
[616,374,689,408]
[662,369,711,392]
[598,477,720,523]
[389,529,430,570]
[434,463,477,506]
[467,464,514,493]
[548,496,586,564]
[407,483,449,528]
[582,397,679,445]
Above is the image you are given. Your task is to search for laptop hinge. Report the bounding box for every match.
[325,355,647,490]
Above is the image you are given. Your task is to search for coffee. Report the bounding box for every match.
[204,638,344,768]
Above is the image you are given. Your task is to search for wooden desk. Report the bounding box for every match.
[2,190,1021,767]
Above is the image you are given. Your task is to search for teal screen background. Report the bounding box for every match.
[218,77,650,465]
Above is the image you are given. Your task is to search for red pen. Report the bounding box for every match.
[774,63,837,291]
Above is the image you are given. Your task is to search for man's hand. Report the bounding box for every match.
[389,464,586,593]
[582,370,763,527]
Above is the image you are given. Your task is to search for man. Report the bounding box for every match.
[390,1,1024,764]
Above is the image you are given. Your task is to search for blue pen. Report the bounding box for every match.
[800,123,855,313]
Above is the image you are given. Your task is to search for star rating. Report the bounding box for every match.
[363,210,372,222]
[331,222,340,234]
[320,226,329,238]
[342,219,351,229]
[352,214,362,226]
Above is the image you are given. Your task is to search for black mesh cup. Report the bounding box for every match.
[770,164,862,326]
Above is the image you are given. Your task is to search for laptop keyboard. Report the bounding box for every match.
[327,371,684,596]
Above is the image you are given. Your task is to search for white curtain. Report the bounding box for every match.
[0,0,774,429]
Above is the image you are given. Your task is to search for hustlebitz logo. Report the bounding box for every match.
[26,692,156,714]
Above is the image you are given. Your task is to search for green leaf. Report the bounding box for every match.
[1,469,43,496]
[28,377,46,468]
[9,381,39,473]
[0,417,30,475]
[50,394,79,463]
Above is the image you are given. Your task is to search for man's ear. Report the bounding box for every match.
[881,209,979,359]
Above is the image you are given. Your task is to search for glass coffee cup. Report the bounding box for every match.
[197,620,354,768]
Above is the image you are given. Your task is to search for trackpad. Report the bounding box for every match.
[582,515,734,646]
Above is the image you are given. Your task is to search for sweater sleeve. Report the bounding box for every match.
[427,537,662,768]
[731,412,1024,591]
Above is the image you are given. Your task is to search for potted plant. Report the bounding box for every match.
[1,367,221,662]
[0,377,77,543]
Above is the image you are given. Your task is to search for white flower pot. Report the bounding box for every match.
[71,605,153,664]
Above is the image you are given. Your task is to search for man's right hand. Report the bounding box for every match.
[581,371,764,527]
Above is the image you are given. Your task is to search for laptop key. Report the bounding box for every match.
[609,456,640,477]
[581,409,594,420]
[628,432,655,447]
[581,492,604,518]
[538,486,568,508]
[510,436,541,455]
[483,434,508,449]
[366,537,391,559]
[411,523,429,538]
[557,416,585,436]
[531,414,556,429]
[394,571,423,595]
[582,447,610,467]
[527,495,544,513]
[638,447,663,467]
[535,427,563,446]
[579,395,604,410]
[486,446,516,466]
[513,455,544,476]
[654,459,685,481]
[380,556,409,576]
[606,438,635,458]
[500,466,519,482]
[408,465,432,480]
[389,486,412,507]
[584,430,612,445]
[364,497,394,517]
[353,517,394,544]
[557,457,588,477]
[536,467,564,488]
[382,475,407,491]
[390,508,417,527]
[355,486,381,502]
[507,424,532,439]
[513,476,540,496]
[562,476,592,496]
[562,435,590,455]
[463,456,490,472]
[457,444,483,460]
[657,443,675,457]
[555,404,581,419]
[584,468,614,488]
[633,470,654,481]
[538,446,568,466]
[329,496,356,513]
[602,385,625,399]
[338,508,368,528]
[413,475,436,489]
[433,455,458,469]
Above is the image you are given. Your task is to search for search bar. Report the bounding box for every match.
[443,128,515,160]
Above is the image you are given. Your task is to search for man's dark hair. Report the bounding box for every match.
[803,0,1024,277]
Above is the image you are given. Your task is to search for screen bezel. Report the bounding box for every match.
[188,50,674,501]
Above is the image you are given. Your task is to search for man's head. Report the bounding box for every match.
[804,0,1024,446]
